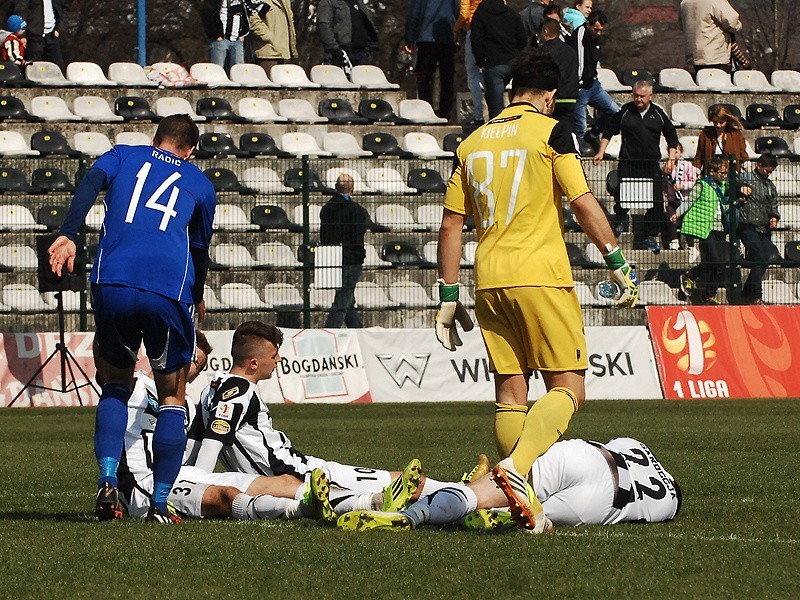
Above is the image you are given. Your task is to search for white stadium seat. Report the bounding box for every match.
[0,205,46,230]
[309,64,358,89]
[204,285,227,310]
[219,282,270,309]
[402,132,453,158]
[778,204,800,230]
[255,242,301,268]
[322,132,370,157]
[155,97,206,121]
[293,204,322,232]
[771,165,799,197]
[637,280,683,305]
[679,135,699,159]
[270,64,319,88]
[277,98,327,123]
[25,61,70,86]
[115,131,151,146]
[3,283,50,312]
[0,131,39,156]
[732,70,780,92]
[597,68,630,92]
[388,281,434,307]
[398,99,447,124]
[795,137,800,156]
[237,97,287,122]
[366,167,416,194]
[462,241,478,266]
[671,102,710,128]
[263,283,303,307]
[108,62,159,87]
[603,135,622,159]
[73,132,113,156]
[350,65,399,89]
[30,96,81,121]
[214,204,258,231]
[0,244,38,269]
[416,204,444,231]
[373,203,417,231]
[85,204,106,230]
[422,240,438,264]
[310,286,336,309]
[44,290,83,311]
[213,244,256,268]
[763,280,797,304]
[229,63,277,87]
[242,167,294,194]
[695,68,743,92]
[364,243,391,267]
[73,96,124,122]
[770,70,800,93]
[658,68,702,91]
[190,62,238,87]
[281,132,331,157]
[574,281,598,306]
[355,281,395,308]
[66,61,117,86]
[324,167,375,193]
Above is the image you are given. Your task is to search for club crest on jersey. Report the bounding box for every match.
[215,401,234,420]
[210,419,231,435]
[222,386,239,401]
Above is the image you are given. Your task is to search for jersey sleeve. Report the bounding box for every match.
[549,120,591,203]
[202,378,249,445]
[443,160,472,216]
[91,146,124,183]
[188,177,217,250]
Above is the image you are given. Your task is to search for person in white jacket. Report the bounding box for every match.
[679,0,742,74]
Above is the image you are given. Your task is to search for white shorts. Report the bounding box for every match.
[301,457,392,493]
[124,465,259,519]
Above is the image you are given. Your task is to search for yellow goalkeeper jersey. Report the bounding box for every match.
[444,102,591,290]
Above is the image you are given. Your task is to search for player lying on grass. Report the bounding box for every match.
[188,321,451,515]
[337,436,682,531]
[115,333,336,524]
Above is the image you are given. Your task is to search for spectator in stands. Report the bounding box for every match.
[570,10,618,155]
[679,0,742,74]
[738,154,781,304]
[317,0,379,69]
[519,0,551,47]
[664,141,700,250]
[540,19,578,126]
[13,0,67,65]
[1,15,27,66]
[202,0,252,69]
[563,0,592,33]
[320,174,371,328]
[594,80,679,252]
[454,0,486,126]
[694,104,749,174]
[248,0,296,73]
[470,0,527,119]
[404,0,459,122]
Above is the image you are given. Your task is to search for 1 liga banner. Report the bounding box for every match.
[647,305,800,399]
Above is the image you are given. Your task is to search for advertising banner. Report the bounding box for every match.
[647,305,800,399]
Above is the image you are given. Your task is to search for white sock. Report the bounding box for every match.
[231,493,298,520]
[417,477,450,496]
[401,484,478,528]
[330,493,377,515]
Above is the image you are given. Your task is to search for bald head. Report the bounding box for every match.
[335,173,355,195]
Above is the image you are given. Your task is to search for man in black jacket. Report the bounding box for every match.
[317,0,379,67]
[320,174,372,328]
[541,19,578,126]
[13,0,67,65]
[471,0,527,119]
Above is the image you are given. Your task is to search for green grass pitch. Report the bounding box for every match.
[1,399,798,599]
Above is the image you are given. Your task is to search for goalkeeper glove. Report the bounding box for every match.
[603,246,639,308]
[435,280,474,351]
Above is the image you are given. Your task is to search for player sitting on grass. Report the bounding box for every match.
[189,321,452,516]
[337,436,681,531]
[116,332,336,524]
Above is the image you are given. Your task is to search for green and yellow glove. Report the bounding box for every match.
[603,246,639,308]
[435,280,474,351]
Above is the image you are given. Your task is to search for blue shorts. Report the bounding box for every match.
[91,284,195,374]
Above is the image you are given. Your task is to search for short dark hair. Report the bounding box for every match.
[543,5,560,19]
[231,321,283,365]
[587,10,608,26]
[706,156,726,174]
[541,19,561,39]
[196,330,212,356]
[153,114,199,151]
[757,153,779,168]
[510,47,560,96]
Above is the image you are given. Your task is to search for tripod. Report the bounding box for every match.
[8,291,99,407]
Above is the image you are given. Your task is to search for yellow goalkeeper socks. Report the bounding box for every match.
[509,387,578,476]
[494,402,528,459]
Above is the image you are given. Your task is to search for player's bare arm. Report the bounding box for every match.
[437,208,465,283]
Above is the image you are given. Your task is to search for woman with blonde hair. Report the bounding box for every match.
[694,104,749,172]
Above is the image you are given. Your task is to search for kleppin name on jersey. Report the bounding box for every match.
[151,148,182,166]
[481,123,519,140]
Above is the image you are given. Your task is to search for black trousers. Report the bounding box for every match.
[26,33,63,65]
[686,230,728,301]
[414,42,456,121]
[739,224,779,302]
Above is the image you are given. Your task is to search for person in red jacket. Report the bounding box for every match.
[1,15,27,66]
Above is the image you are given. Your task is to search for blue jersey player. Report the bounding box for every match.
[48,115,216,524]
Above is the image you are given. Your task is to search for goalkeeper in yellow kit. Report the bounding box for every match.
[434,47,639,533]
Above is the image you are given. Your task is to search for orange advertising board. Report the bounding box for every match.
[647,305,800,399]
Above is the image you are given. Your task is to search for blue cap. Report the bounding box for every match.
[6,15,27,32]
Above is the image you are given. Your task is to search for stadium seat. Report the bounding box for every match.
[597,68,630,91]
[277,99,327,123]
[30,130,80,156]
[2,283,50,312]
[0,61,24,86]
[637,280,682,305]
[398,99,447,124]
[322,132,371,157]
[203,285,227,310]
[205,169,252,194]
[366,167,416,194]
[292,203,323,231]
[408,168,446,194]
[229,63,277,87]
[281,132,331,156]
[115,131,151,146]
[114,96,159,121]
[73,96,123,122]
[658,67,702,91]
[43,290,83,311]
[743,104,789,130]
[574,281,598,306]
[0,167,32,193]
[350,65,399,89]
[255,242,301,268]
[108,62,159,86]
[358,98,404,123]
[695,68,743,92]
[584,243,605,265]
[213,243,256,268]
[755,136,798,160]
[263,283,303,308]
[73,132,113,156]
[363,132,412,157]
[195,132,246,157]
[795,138,800,156]
[778,204,800,229]
[196,97,246,122]
[0,205,46,230]
[237,97,287,123]
[620,68,655,88]
[783,105,800,129]
[0,95,41,121]
[250,204,301,231]
[422,240,438,264]
[770,165,799,197]
[213,203,259,230]
[324,167,375,193]
[462,241,478,266]
[771,70,800,93]
[242,168,294,194]
[85,204,105,230]
[402,132,453,158]
[0,131,39,156]
[416,204,444,231]
[602,135,622,159]
[285,168,333,193]
[732,70,780,92]
[443,133,464,153]
[270,64,318,88]
[388,281,435,307]
[239,132,291,157]
[25,61,70,86]
[364,243,391,267]
[678,135,699,159]
[66,61,117,86]
[190,62,238,87]
[146,62,200,87]
[155,97,206,121]
[32,168,74,193]
[30,96,81,121]
[671,102,710,128]
[318,98,368,124]
[762,279,797,304]
[380,241,430,267]
[355,281,396,308]
[373,204,418,231]
[309,286,336,309]
[219,282,270,309]
[309,64,358,89]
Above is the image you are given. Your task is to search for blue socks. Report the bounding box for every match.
[95,384,132,488]
[151,405,188,511]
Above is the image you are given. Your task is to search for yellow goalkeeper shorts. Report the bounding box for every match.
[475,286,588,374]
